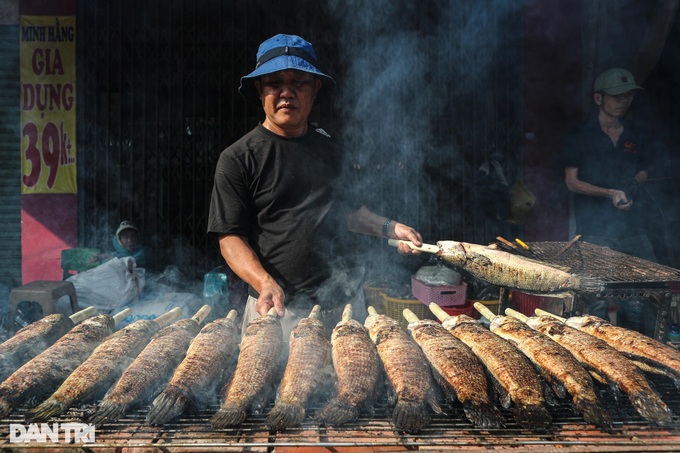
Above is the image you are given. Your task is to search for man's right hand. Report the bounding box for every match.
[611,189,632,210]
[255,279,286,317]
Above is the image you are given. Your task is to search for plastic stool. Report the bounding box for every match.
[8,281,79,332]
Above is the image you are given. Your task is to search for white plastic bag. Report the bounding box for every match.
[68,257,145,311]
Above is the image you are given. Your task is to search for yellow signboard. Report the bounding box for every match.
[20,16,76,194]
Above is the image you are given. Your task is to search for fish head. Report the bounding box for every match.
[436,240,468,266]
[564,315,609,329]
[407,318,438,334]
[441,313,476,330]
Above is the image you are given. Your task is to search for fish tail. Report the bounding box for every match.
[211,403,247,428]
[315,398,359,426]
[0,398,12,419]
[573,397,612,430]
[462,400,505,429]
[392,400,430,433]
[265,402,306,430]
[25,398,69,423]
[576,275,606,293]
[628,390,673,425]
[146,387,191,425]
[513,403,551,429]
[88,400,129,426]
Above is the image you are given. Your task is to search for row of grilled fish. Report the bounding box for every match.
[0,299,678,433]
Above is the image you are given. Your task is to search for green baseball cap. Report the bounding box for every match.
[594,68,643,95]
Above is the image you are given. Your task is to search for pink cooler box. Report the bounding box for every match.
[411,276,468,307]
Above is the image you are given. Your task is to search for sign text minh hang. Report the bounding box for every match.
[20,16,76,194]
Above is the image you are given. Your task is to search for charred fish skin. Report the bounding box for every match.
[566,315,680,384]
[365,313,437,433]
[265,316,332,430]
[0,314,115,419]
[527,315,673,425]
[146,316,239,425]
[89,318,201,425]
[489,316,611,428]
[441,315,551,429]
[0,314,73,382]
[26,319,161,423]
[437,241,603,293]
[211,314,283,428]
[316,319,380,426]
[408,319,504,429]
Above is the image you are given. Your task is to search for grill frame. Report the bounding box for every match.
[504,241,680,341]
[2,377,680,451]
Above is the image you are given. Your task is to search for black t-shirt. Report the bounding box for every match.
[207,123,354,304]
[560,115,652,238]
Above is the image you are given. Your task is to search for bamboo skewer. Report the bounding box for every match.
[190,305,212,325]
[473,301,498,322]
[534,308,565,321]
[69,306,98,324]
[428,302,451,322]
[402,308,420,324]
[153,307,183,328]
[503,307,529,322]
[112,308,133,325]
[226,309,238,321]
[308,305,321,319]
[342,304,353,322]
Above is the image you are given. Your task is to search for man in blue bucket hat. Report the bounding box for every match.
[208,34,424,339]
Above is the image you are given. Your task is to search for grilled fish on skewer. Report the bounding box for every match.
[266,305,333,429]
[89,305,211,425]
[473,304,610,428]
[404,309,504,429]
[429,303,551,428]
[511,309,673,425]
[316,304,380,426]
[0,309,128,419]
[364,306,441,433]
[0,306,97,382]
[537,308,680,387]
[212,307,283,428]
[390,239,603,293]
[147,310,240,425]
[26,308,182,423]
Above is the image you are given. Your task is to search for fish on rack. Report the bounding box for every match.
[429,303,552,429]
[315,304,380,426]
[89,305,212,425]
[475,304,611,429]
[403,308,504,429]
[364,306,441,433]
[0,309,129,419]
[538,309,680,388]
[389,239,604,293]
[147,310,240,425]
[26,308,182,423]
[265,305,333,430]
[211,307,284,428]
[0,306,97,382]
[511,310,673,425]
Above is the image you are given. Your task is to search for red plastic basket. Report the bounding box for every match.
[440,300,476,318]
[411,276,467,307]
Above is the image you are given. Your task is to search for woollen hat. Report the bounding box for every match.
[594,68,643,95]
[116,221,138,237]
[239,34,336,104]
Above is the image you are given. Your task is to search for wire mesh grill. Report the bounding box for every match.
[1,376,680,451]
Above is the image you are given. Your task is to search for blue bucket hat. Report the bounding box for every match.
[239,34,336,104]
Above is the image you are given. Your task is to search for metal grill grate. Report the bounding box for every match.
[2,376,680,451]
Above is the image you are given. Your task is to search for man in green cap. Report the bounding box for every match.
[560,68,660,321]
[560,68,656,261]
